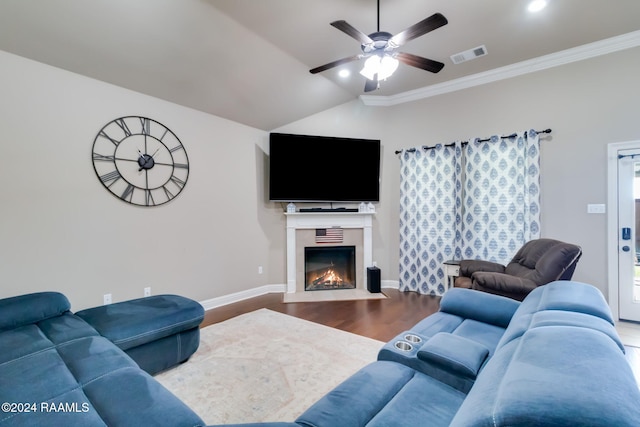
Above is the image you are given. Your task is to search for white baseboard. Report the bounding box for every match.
[199,280,399,311]
[382,280,399,289]
[199,284,286,311]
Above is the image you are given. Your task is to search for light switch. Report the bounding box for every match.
[587,204,606,214]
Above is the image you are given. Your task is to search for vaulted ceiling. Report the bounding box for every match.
[1,0,639,130]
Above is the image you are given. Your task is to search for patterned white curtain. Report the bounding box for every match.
[399,130,541,295]
[399,143,462,294]
[461,131,541,264]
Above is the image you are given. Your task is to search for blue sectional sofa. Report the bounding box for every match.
[220,281,640,427]
[0,292,205,426]
[2,281,639,426]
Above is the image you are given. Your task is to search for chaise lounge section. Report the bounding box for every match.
[0,292,205,426]
[75,294,204,375]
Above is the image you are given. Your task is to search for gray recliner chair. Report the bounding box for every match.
[454,238,582,301]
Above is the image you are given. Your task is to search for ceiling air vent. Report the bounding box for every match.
[450,45,488,64]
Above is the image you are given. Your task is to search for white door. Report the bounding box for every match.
[617,149,640,322]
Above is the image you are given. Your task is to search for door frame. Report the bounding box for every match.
[607,140,640,321]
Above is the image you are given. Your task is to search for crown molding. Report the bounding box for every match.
[360,30,640,107]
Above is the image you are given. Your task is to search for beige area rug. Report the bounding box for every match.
[155,309,384,424]
[282,288,387,303]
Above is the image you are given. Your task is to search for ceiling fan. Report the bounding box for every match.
[309,0,448,92]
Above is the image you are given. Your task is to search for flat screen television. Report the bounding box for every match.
[269,132,380,202]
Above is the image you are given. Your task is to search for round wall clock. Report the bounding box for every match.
[91,116,189,207]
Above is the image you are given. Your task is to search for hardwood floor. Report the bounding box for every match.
[202,289,440,342]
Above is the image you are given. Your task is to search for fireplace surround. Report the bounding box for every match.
[285,212,374,294]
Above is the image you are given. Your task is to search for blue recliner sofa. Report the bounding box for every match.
[219,281,640,426]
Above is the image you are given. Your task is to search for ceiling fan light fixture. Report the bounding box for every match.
[378,55,399,80]
[359,54,399,81]
[528,0,547,12]
[359,55,381,80]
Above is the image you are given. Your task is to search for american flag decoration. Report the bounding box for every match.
[315,228,344,243]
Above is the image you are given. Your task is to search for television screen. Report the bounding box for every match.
[269,132,380,202]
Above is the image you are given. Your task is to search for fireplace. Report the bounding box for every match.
[304,246,356,291]
[285,212,373,294]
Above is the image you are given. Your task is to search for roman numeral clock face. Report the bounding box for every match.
[92,116,189,206]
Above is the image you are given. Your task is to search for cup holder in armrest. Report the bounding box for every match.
[394,341,413,352]
[378,331,428,364]
[404,334,422,344]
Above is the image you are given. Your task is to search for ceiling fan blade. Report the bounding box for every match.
[396,52,444,73]
[364,77,378,92]
[389,13,448,47]
[330,20,374,45]
[309,55,362,74]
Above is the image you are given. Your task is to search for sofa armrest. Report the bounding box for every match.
[296,361,416,427]
[459,259,506,276]
[417,333,489,379]
[0,292,71,332]
[472,272,538,295]
[439,288,520,328]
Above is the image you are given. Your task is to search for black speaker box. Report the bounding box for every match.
[367,266,381,293]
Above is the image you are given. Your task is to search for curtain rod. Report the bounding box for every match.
[394,128,552,155]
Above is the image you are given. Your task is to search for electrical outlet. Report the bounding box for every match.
[103,293,112,305]
[258,266,263,274]
[144,287,151,297]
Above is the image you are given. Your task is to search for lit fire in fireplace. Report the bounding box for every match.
[310,262,344,288]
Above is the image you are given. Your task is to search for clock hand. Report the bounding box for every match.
[137,149,147,172]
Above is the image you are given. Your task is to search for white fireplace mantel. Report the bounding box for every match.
[285,212,374,293]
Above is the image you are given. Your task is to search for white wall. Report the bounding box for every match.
[3,45,639,309]
[0,51,283,310]
[277,47,640,297]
